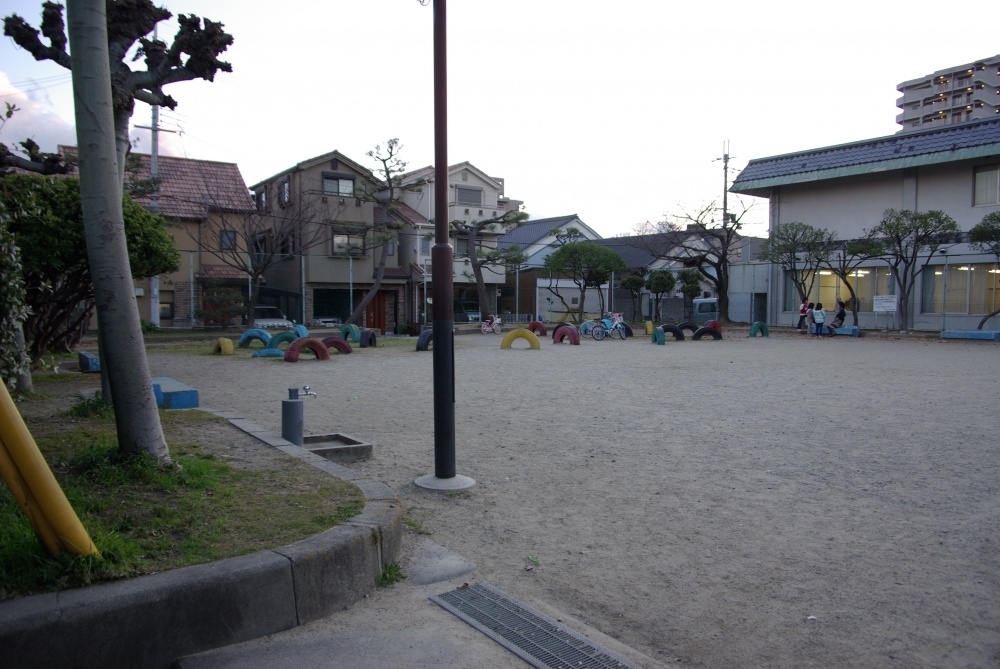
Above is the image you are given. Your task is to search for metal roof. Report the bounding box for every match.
[731,118,1000,197]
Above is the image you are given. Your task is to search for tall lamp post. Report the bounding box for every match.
[415,0,474,491]
[940,249,948,331]
[422,259,428,324]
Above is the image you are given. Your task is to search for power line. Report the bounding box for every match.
[0,73,73,93]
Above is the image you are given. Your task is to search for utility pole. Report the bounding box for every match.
[721,140,730,226]
[134,27,176,327]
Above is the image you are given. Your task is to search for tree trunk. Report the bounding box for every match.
[13,326,32,393]
[977,308,1000,330]
[67,0,170,462]
[844,282,860,326]
[472,262,492,321]
[349,242,390,325]
[464,228,493,321]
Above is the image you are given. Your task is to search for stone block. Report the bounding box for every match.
[151,376,199,409]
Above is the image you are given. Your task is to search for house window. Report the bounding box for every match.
[455,237,485,256]
[323,176,354,197]
[386,239,395,256]
[255,189,267,211]
[278,179,290,206]
[974,165,999,205]
[220,230,237,251]
[420,236,431,255]
[279,231,296,255]
[455,186,481,206]
[253,234,268,263]
[332,234,365,256]
[159,302,174,320]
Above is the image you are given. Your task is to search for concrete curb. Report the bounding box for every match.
[0,413,402,669]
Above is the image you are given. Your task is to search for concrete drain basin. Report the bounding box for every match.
[302,433,372,462]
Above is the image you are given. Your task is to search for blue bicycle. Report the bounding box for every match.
[591,313,627,340]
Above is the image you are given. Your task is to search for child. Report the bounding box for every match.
[812,302,826,336]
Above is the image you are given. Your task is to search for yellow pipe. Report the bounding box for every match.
[0,383,99,557]
[0,439,62,555]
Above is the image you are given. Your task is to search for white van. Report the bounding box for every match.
[692,298,719,323]
[253,305,294,329]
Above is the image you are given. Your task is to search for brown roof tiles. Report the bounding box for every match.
[59,146,254,220]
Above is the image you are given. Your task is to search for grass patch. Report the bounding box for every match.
[2,388,365,602]
[378,562,406,588]
[402,507,432,535]
[67,391,114,419]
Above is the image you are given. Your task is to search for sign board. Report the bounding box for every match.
[873,295,897,313]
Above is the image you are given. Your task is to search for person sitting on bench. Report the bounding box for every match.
[829,300,847,333]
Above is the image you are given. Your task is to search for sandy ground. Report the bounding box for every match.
[146,329,1000,668]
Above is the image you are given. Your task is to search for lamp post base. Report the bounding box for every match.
[414,474,476,491]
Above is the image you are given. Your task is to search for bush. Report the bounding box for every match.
[140,320,161,334]
[196,281,243,329]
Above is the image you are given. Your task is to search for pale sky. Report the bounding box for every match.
[1,0,996,239]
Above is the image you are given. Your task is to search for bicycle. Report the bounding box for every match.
[591,313,627,341]
[480,315,503,334]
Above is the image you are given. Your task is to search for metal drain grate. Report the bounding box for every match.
[431,582,646,669]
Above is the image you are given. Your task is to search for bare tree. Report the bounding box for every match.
[5,1,233,187]
[632,199,752,323]
[346,139,411,326]
[188,193,328,327]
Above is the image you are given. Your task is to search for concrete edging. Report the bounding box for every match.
[0,415,403,669]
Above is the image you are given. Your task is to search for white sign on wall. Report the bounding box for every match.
[873,295,898,313]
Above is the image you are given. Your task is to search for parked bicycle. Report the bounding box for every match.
[591,313,627,341]
[480,315,503,334]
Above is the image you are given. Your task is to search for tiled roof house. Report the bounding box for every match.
[731,118,1000,330]
[59,146,255,327]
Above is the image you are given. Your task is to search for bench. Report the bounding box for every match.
[940,329,1000,341]
[151,377,199,409]
[832,326,860,337]
[77,350,100,373]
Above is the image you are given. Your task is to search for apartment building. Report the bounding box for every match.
[249,150,406,332]
[396,162,523,319]
[896,55,1000,133]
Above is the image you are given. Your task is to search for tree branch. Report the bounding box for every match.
[3,10,72,69]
